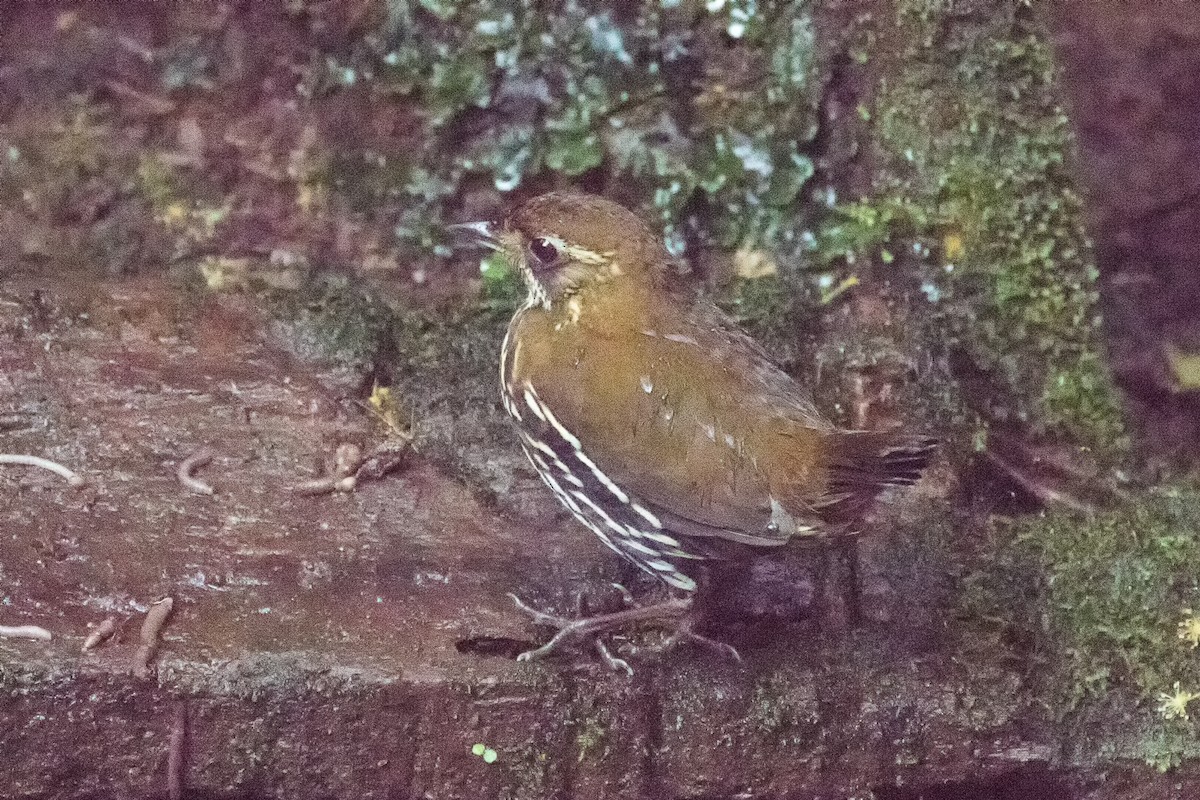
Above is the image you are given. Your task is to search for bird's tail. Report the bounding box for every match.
[816,431,937,523]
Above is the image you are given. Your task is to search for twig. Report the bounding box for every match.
[289,442,363,495]
[103,80,176,116]
[167,701,188,800]
[0,624,53,640]
[982,449,1096,514]
[333,442,363,477]
[132,597,174,678]
[0,454,86,487]
[177,448,215,496]
[353,397,417,444]
[291,475,357,495]
[354,439,411,484]
[81,616,118,653]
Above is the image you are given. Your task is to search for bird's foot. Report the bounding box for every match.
[661,619,743,663]
[508,590,692,675]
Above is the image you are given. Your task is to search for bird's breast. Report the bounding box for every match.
[505,301,773,501]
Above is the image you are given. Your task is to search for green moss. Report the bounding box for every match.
[572,711,609,762]
[287,0,826,262]
[954,486,1200,770]
[967,486,1200,766]
[478,251,525,316]
[812,5,1126,455]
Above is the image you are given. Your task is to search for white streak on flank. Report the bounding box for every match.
[642,529,685,548]
[526,384,583,449]
[663,570,697,591]
[724,433,736,448]
[510,337,523,376]
[545,405,583,449]
[630,502,662,528]
[664,332,699,346]
[566,297,582,324]
[622,524,689,557]
[499,327,510,382]
[642,329,658,338]
[523,386,547,422]
[573,449,629,502]
[703,424,716,442]
[662,406,674,422]
[621,537,659,556]
[521,428,583,486]
[570,489,628,535]
[502,383,521,420]
[540,469,583,515]
[640,375,654,394]
[524,435,557,459]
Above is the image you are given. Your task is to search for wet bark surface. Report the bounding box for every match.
[0,274,1054,799]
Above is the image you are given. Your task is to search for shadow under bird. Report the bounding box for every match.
[463,192,935,671]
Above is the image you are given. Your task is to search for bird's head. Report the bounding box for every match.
[469,192,673,310]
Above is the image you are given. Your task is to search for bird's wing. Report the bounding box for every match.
[510,296,833,545]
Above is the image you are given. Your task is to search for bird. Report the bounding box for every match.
[469,191,935,668]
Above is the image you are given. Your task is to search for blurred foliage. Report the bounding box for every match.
[292,0,824,257]
[0,0,1125,459]
[0,98,156,275]
[810,3,1126,456]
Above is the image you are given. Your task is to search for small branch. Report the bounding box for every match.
[289,442,363,495]
[0,454,85,487]
[81,616,118,653]
[132,597,174,679]
[982,449,1096,514]
[0,624,53,640]
[167,701,188,800]
[291,474,357,496]
[176,448,215,496]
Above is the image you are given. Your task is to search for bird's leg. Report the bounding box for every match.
[508,593,574,628]
[660,614,743,663]
[576,585,636,675]
[508,592,692,668]
[832,537,862,628]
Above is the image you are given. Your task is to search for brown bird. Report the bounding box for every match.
[474,192,934,668]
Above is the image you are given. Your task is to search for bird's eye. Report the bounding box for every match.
[527,237,561,268]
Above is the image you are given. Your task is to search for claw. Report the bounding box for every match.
[514,616,593,662]
[662,626,743,662]
[594,638,634,676]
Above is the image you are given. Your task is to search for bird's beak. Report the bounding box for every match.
[448,220,503,252]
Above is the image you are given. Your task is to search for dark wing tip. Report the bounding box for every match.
[875,437,939,486]
[825,432,938,492]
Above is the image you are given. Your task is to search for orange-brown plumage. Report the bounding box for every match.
[494,192,934,593]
